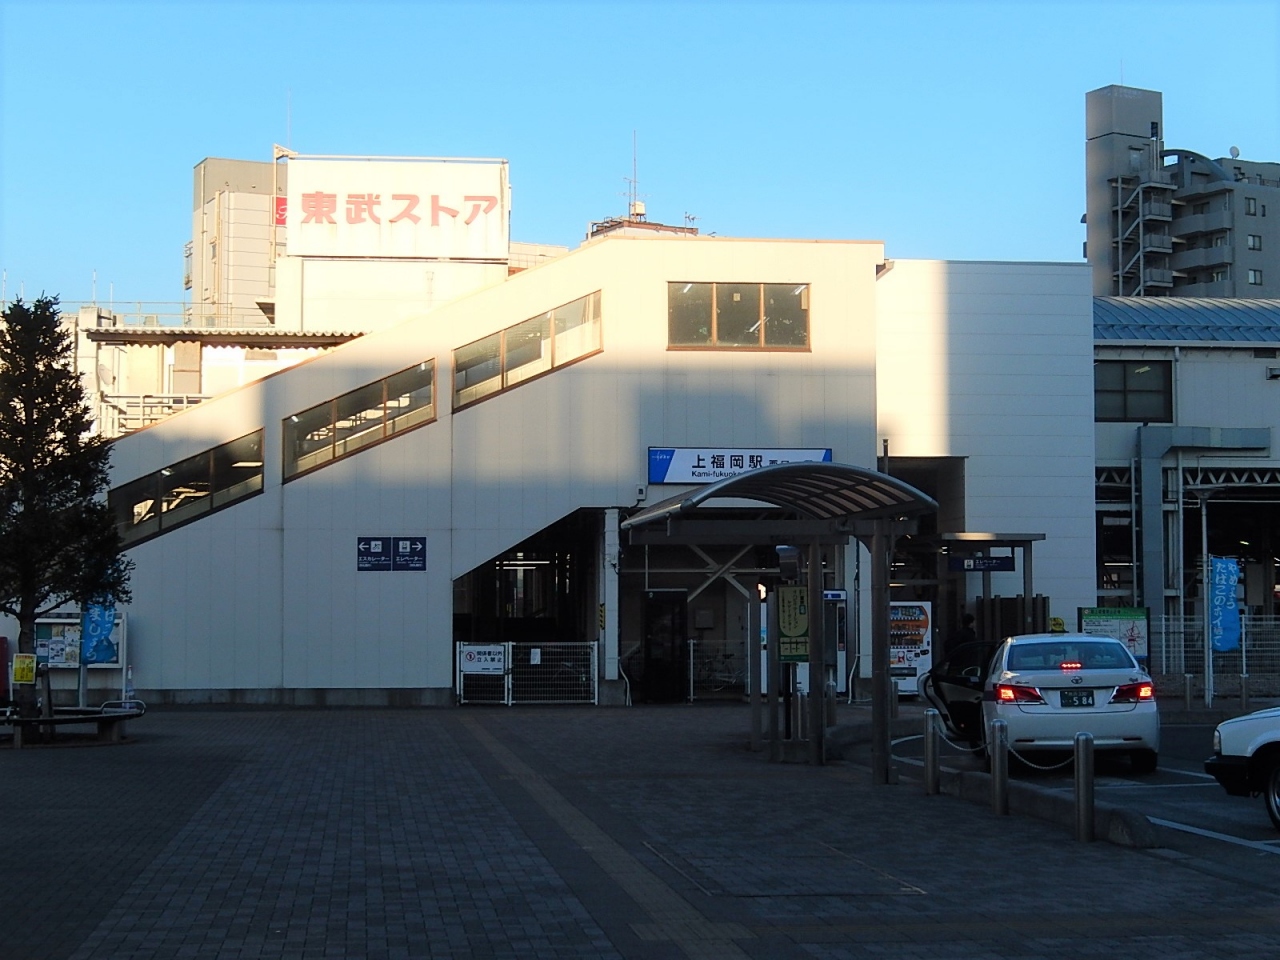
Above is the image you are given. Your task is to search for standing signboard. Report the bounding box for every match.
[776,585,810,663]
[888,602,932,695]
[1077,607,1150,664]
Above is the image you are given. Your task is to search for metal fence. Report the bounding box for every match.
[455,642,598,705]
[1155,616,1280,699]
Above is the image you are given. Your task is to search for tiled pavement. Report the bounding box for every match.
[3,704,1278,960]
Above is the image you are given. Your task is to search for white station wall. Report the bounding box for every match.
[876,259,1097,619]
[106,235,884,697]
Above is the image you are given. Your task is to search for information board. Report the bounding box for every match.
[1078,607,1149,662]
[776,585,810,663]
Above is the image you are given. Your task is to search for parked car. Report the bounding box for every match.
[923,633,1160,772]
[1204,707,1280,830]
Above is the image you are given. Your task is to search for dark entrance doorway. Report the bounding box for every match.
[640,590,687,703]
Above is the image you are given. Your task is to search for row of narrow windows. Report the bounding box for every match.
[109,290,604,546]
[108,283,814,547]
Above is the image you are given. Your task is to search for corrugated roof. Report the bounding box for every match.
[1095,297,1280,343]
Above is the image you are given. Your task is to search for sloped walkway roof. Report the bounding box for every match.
[1095,297,1280,343]
[621,461,937,531]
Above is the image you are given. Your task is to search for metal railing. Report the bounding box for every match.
[59,301,276,330]
[455,642,598,705]
[100,394,210,436]
[1155,616,1280,698]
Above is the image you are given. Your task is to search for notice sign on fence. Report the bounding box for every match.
[1078,607,1149,662]
[776,585,809,663]
[459,645,506,674]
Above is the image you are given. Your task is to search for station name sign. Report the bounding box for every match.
[647,447,832,485]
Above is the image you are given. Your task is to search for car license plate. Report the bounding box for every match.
[1060,689,1094,708]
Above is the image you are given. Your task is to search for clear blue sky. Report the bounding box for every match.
[2,0,1278,305]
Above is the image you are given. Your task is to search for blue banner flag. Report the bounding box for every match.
[81,603,119,665]
[1209,557,1241,652]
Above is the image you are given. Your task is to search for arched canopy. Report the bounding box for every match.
[621,461,936,541]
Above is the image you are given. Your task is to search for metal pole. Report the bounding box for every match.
[923,708,940,796]
[688,637,695,704]
[990,718,1009,815]
[870,521,893,785]
[768,597,780,762]
[808,540,825,765]
[1201,496,1214,708]
[1184,673,1194,712]
[1241,674,1250,713]
[1074,732,1095,842]
[748,584,762,752]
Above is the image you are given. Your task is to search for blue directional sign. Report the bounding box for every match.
[390,536,426,571]
[358,536,426,572]
[358,536,392,571]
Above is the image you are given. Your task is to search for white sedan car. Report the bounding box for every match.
[981,633,1160,772]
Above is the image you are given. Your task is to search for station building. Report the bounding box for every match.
[46,154,1095,706]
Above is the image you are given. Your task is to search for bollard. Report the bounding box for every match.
[825,679,838,727]
[1184,673,1194,712]
[923,708,940,796]
[990,718,1009,815]
[1074,731,1095,842]
[890,680,900,719]
[1241,674,1250,714]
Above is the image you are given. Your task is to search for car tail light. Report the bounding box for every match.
[994,683,1045,704]
[1110,682,1155,703]
[1059,661,1083,671]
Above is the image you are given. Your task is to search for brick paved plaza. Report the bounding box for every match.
[3,705,1277,959]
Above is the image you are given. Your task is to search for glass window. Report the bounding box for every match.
[1249,269,1264,285]
[211,432,264,507]
[716,283,762,346]
[385,363,435,436]
[553,291,601,365]
[452,292,603,410]
[160,449,213,528]
[1246,196,1258,216]
[454,333,502,406]
[284,362,436,479]
[668,283,712,345]
[1248,234,1263,251]
[669,282,810,349]
[109,430,264,547]
[333,381,387,459]
[1094,360,1172,422]
[764,284,810,347]
[504,315,552,387]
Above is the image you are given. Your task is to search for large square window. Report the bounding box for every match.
[1094,360,1172,422]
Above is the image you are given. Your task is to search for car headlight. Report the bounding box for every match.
[1213,728,1221,753]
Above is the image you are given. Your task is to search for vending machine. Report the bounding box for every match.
[888,601,932,696]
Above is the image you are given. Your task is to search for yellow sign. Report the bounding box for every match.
[777,585,810,663]
[12,654,36,684]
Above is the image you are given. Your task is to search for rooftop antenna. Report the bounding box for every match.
[624,130,646,220]
[684,212,698,228]
[1230,146,1241,159]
